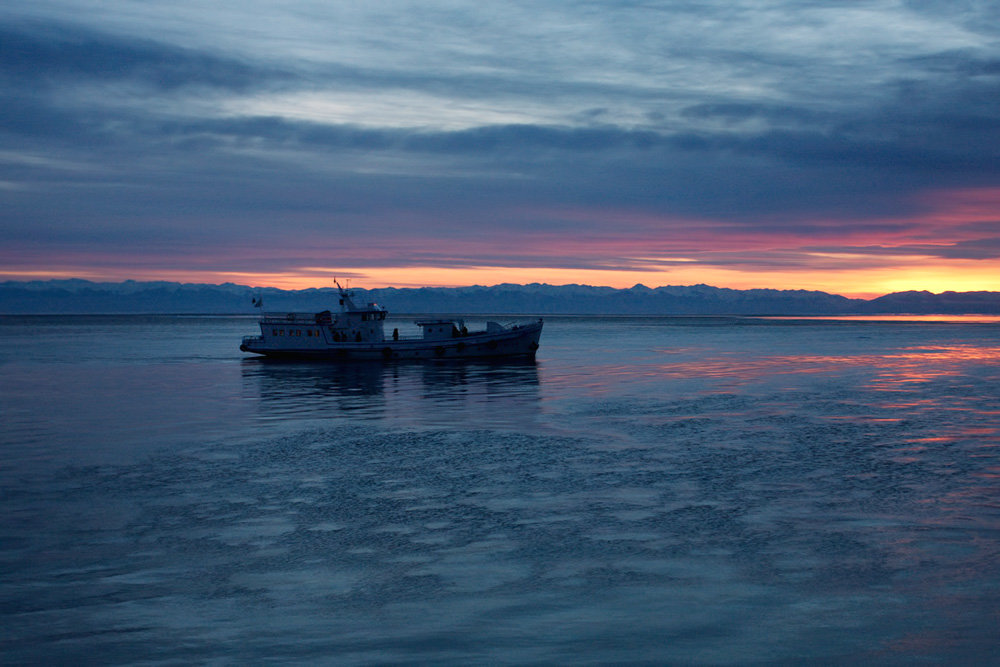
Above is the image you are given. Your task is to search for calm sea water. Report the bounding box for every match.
[2,315,999,664]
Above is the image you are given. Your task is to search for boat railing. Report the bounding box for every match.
[242,335,264,345]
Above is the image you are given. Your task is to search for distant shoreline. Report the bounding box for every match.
[2,280,999,316]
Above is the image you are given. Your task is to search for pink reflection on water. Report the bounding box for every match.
[653,354,847,381]
[651,344,1000,391]
[864,345,1000,392]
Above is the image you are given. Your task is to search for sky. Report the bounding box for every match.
[2,0,999,297]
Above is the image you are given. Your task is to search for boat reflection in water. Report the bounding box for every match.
[240,357,542,429]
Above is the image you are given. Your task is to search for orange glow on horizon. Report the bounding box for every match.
[3,186,998,297]
[3,258,996,299]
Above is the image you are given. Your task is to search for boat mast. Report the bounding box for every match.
[334,278,357,311]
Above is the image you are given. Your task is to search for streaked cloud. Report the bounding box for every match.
[1,1,999,295]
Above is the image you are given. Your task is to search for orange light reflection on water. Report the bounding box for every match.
[765,315,1000,324]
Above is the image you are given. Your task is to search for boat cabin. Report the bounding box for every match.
[416,319,467,341]
[254,285,389,347]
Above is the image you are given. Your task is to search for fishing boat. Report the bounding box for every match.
[240,282,543,361]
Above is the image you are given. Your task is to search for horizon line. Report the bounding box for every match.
[3,276,999,301]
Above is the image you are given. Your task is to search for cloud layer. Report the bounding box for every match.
[2,1,999,294]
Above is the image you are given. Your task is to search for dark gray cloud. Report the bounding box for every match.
[0,21,283,92]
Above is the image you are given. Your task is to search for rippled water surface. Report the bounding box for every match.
[2,315,999,664]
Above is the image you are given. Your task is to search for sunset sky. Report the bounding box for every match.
[2,1,999,297]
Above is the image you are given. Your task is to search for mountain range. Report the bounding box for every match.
[2,280,999,315]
